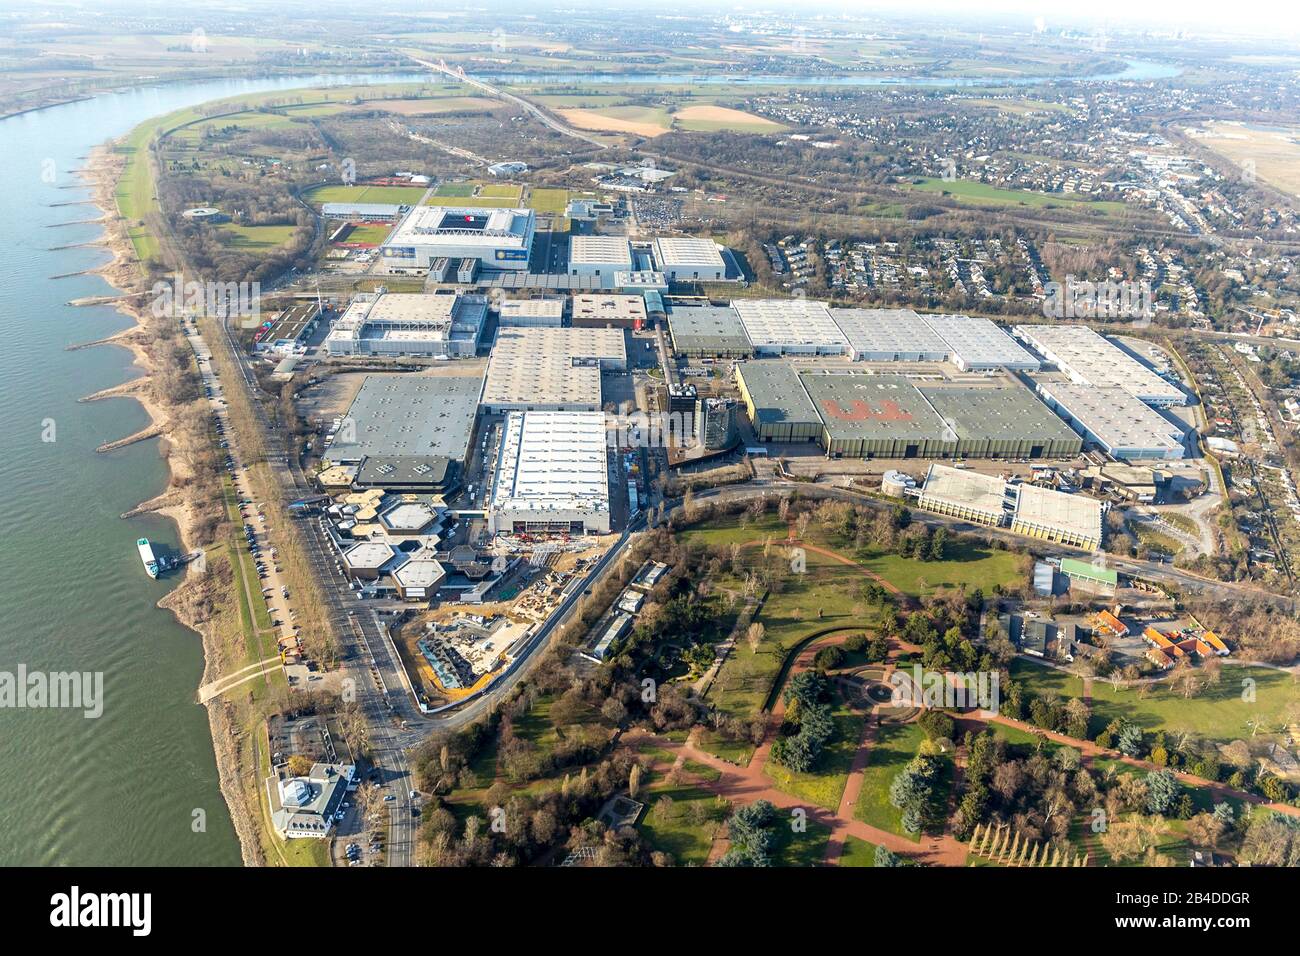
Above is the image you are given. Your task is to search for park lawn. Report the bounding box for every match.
[695,729,756,765]
[766,692,867,811]
[772,817,831,866]
[905,177,1129,217]
[853,538,1025,597]
[839,835,878,867]
[675,511,787,549]
[218,224,298,250]
[683,759,722,783]
[639,784,726,864]
[853,718,925,841]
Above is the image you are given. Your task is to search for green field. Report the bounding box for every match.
[640,784,725,864]
[906,177,1129,216]
[856,539,1024,597]
[839,835,879,867]
[766,691,868,811]
[852,719,924,841]
[338,223,393,245]
[478,183,524,200]
[527,187,570,215]
[217,224,298,251]
[304,184,427,205]
[432,182,476,198]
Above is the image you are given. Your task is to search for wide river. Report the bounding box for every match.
[0,57,1176,865]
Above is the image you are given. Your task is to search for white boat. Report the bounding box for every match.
[137,538,160,579]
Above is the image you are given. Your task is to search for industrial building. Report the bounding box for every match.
[1010,483,1104,551]
[254,301,322,354]
[916,464,1011,526]
[481,327,626,413]
[325,374,483,492]
[1036,383,1186,461]
[570,294,648,329]
[1013,325,1186,407]
[802,372,958,459]
[487,411,611,535]
[651,237,728,283]
[666,305,754,359]
[920,314,1041,372]
[916,385,1083,460]
[498,297,565,327]
[735,362,1081,459]
[733,299,849,356]
[324,291,488,357]
[380,205,535,272]
[830,308,950,362]
[697,397,739,450]
[734,361,824,443]
[568,236,634,288]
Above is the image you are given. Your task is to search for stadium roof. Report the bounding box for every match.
[327,375,482,463]
[386,204,533,249]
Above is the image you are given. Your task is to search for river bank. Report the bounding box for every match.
[80,142,265,866]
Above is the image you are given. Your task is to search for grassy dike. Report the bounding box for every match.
[108,99,341,867]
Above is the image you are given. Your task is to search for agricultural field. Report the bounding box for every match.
[360,96,498,116]
[1190,122,1300,199]
[558,106,673,137]
[906,177,1129,217]
[673,105,785,133]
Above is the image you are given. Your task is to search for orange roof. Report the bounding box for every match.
[1097,610,1127,635]
[1203,631,1229,653]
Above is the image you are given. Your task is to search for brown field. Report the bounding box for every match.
[359,96,498,116]
[557,107,670,137]
[1192,121,1300,199]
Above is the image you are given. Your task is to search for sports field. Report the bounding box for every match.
[304,184,427,205]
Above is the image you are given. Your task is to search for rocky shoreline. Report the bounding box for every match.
[81,143,263,866]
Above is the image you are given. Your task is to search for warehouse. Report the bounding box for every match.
[921,314,1041,371]
[732,299,849,356]
[570,294,647,329]
[380,205,535,272]
[325,374,483,489]
[917,385,1083,460]
[498,297,565,327]
[254,301,322,354]
[1013,325,1186,406]
[487,411,611,535]
[802,372,958,458]
[481,327,627,412]
[1011,483,1104,551]
[734,361,823,443]
[325,291,488,357]
[568,236,634,288]
[667,305,754,359]
[916,464,1011,526]
[830,308,950,362]
[1037,383,1186,461]
[652,237,728,283]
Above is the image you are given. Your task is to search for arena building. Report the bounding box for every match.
[487,411,611,535]
[324,291,488,357]
[651,237,728,283]
[732,299,850,356]
[829,308,950,362]
[380,205,535,272]
[1010,482,1104,551]
[1012,325,1186,407]
[481,327,627,413]
[1036,383,1187,461]
[920,314,1041,372]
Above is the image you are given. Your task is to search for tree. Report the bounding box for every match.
[285,754,312,777]
[745,621,765,654]
[1117,723,1145,757]
[1145,769,1180,814]
[875,844,904,867]
[628,764,642,801]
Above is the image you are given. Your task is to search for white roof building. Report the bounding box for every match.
[830,308,951,362]
[324,291,487,357]
[381,205,535,271]
[732,299,850,356]
[482,327,627,412]
[1037,383,1186,461]
[498,297,565,327]
[1011,483,1104,551]
[1013,325,1186,407]
[921,314,1041,371]
[488,411,611,535]
[652,237,727,282]
[915,464,1011,526]
[569,236,634,288]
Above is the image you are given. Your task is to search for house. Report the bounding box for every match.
[1022,620,1051,657]
[1095,609,1129,638]
[265,763,357,839]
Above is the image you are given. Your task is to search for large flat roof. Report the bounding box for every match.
[490,411,610,516]
[569,236,634,269]
[652,236,726,269]
[1038,383,1185,456]
[830,308,950,359]
[732,299,849,352]
[667,305,752,353]
[571,294,647,323]
[1013,324,1185,405]
[918,464,1009,517]
[918,384,1081,444]
[328,374,482,463]
[800,373,955,442]
[1013,483,1104,545]
[386,204,533,249]
[735,361,822,427]
[921,314,1040,370]
[483,327,626,408]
